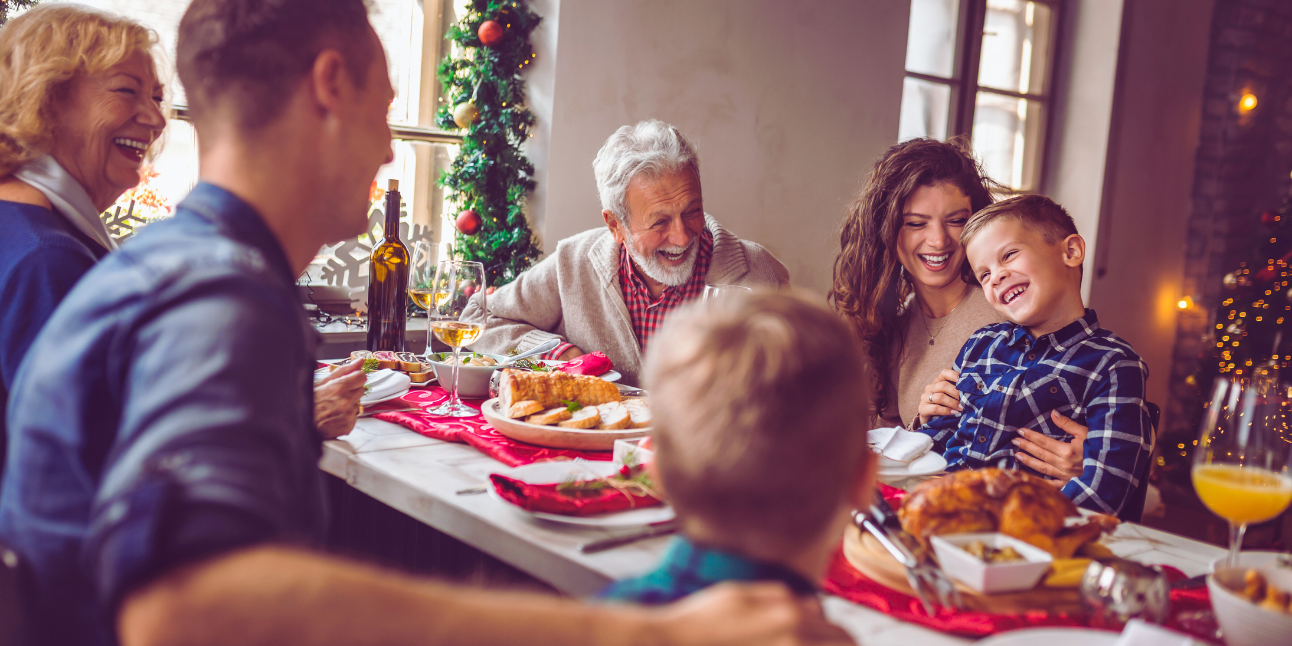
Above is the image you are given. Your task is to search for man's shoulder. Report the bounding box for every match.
[706,216,789,285]
[113,214,285,292]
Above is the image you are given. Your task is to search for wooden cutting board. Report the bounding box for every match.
[841,524,1083,615]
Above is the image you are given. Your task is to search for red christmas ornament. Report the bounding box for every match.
[456,209,482,235]
[1261,210,1281,227]
[478,20,504,47]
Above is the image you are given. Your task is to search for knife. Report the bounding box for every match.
[578,521,678,553]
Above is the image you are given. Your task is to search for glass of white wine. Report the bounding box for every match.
[407,241,439,353]
[425,260,487,417]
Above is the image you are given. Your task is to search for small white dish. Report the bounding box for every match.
[930,532,1053,593]
[488,461,674,527]
[1208,559,1292,646]
[1208,550,1292,573]
[975,628,1119,646]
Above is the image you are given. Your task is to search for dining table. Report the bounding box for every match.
[323,417,1228,645]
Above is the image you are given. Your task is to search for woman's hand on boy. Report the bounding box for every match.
[1012,410,1089,484]
[917,369,963,426]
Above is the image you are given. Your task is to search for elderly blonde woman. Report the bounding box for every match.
[0,6,367,480]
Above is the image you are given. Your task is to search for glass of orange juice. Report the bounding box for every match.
[1193,373,1292,567]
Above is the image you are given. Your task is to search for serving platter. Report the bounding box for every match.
[479,397,650,450]
[841,524,1083,615]
[488,462,675,527]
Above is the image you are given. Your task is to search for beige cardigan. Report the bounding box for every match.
[464,215,790,385]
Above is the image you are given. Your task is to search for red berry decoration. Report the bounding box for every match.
[486,286,497,295]
[456,209,482,235]
[1261,210,1281,227]
[478,20,504,47]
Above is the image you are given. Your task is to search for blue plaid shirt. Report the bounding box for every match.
[599,536,817,604]
[918,309,1153,516]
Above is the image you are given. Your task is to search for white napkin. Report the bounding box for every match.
[868,426,933,468]
[14,155,117,252]
[362,369,410,404]
[1114,619,1202,646]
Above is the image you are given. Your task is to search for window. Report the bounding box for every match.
[898,0,1059,192]
[41,0,463,283]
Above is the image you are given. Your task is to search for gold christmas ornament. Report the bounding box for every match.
[453,101,479,129]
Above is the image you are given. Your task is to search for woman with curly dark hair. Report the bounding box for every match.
[830,137,1088,482]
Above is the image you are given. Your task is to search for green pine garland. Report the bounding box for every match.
[1,1,41,25]
[436,0,542,287]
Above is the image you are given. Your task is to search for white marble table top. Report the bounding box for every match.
[324,418,1227,646]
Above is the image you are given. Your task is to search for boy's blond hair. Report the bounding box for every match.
[961,194,1078,248]
[643,290,870,551]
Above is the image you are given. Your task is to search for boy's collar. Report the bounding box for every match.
[658,536,819,596]
[1007,309,1100,351]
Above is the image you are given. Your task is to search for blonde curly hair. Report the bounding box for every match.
[0,4,159,177]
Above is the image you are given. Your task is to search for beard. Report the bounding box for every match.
[624,230,699,287]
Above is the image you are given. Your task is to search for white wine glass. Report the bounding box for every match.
[1193,370,1292,568]
[426,260,486,417]
[702,284,752,302]
[407,241,437,355]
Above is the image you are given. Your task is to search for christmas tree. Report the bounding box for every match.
[436,0,542,288]
[0,0,40,25]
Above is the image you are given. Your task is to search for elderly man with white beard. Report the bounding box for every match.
[466,120,789,385]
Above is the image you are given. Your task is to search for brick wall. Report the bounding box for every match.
[1165,0,1292,447]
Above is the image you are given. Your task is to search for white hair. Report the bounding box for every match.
[592,119,701,224]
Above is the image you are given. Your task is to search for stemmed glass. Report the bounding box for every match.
[408,241,438,351]
[701,284,752,302]
[1193,370,1292,567]
[425,260,487,417]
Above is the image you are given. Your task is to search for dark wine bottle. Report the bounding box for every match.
[366,179,409,352]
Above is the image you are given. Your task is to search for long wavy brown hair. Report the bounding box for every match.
[829,137,1000,420]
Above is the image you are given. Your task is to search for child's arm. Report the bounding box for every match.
[1060,354,1154,516]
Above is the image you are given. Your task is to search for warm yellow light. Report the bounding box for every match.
[1239,93,1258,112]
[1178,296,1194,310]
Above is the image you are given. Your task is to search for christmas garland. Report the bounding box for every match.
[436,0,543,288]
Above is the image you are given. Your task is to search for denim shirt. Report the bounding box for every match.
[0,183,326,646]
[918,309,1153,516]
[599,536,818,604]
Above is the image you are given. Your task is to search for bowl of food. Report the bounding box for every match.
[931,532,1054,593]
[1208,557,1292,646]
[425,351,508,399]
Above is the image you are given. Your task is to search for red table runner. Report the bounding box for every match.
[831,483,1217,640]
[368,387,612,467]
[489,473,662,515]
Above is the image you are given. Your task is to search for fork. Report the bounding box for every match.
[855,500,963,614]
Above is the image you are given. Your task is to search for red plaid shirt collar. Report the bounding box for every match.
[618,229,714,352]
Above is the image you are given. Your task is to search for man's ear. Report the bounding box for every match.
[1061,233,1086,268]
[308,49,348,119]
[603,210,627,245]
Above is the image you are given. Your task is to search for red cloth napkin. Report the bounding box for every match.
[557,351,612,376]
[370,388,612,467]
[489,473,662,516]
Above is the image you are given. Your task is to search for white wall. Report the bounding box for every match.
[536,0,910,296]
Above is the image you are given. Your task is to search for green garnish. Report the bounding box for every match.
[561,399,583,412]
[362,357,379,373]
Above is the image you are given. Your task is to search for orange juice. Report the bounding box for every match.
[1193,464,1292,524]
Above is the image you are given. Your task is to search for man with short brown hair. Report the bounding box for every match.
[0,1,853,645]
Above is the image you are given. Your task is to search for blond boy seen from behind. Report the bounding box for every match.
[600,291,877,614]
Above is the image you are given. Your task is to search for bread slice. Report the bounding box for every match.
[526,407,573,426]
[623,399,651,429]
[595,402,631,430]
[409,370,435,384]
[351,350,372,362]
[498,369,620,411]
[372,351,400,370]
[507,400,544,418]
[396,352,422,372]
[557,407,601,429]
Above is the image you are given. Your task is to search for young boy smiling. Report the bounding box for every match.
[918,195,1153,517]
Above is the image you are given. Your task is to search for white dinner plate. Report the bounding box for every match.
[975,628,1119,646]
[361,388,410,406]
[876,451,947,477]
[488,461,675,528]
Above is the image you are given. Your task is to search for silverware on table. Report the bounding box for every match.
[579,521,679,553]
[856,497,963,614]
[358,406,421,418]
[615,384,647,397]
[500,338,562,365]
[455,485,488,495]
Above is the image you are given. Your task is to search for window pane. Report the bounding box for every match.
[905,0,960,78]
[898,77,952,142]
[978,0,1054,96]
[971,91,1045,191]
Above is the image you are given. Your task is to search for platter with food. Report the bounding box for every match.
[844,468,1120,614]
[480,369,651,450]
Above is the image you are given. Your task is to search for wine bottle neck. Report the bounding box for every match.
[384,191,401,240]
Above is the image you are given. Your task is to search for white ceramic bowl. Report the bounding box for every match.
[426,352,508,399]
[931,532,1053,593]
[1208,560,1292,646]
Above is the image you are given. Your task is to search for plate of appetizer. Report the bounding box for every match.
[480,369,650,450]
[487,461,675,528]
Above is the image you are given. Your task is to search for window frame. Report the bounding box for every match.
[903,0,1064,192]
